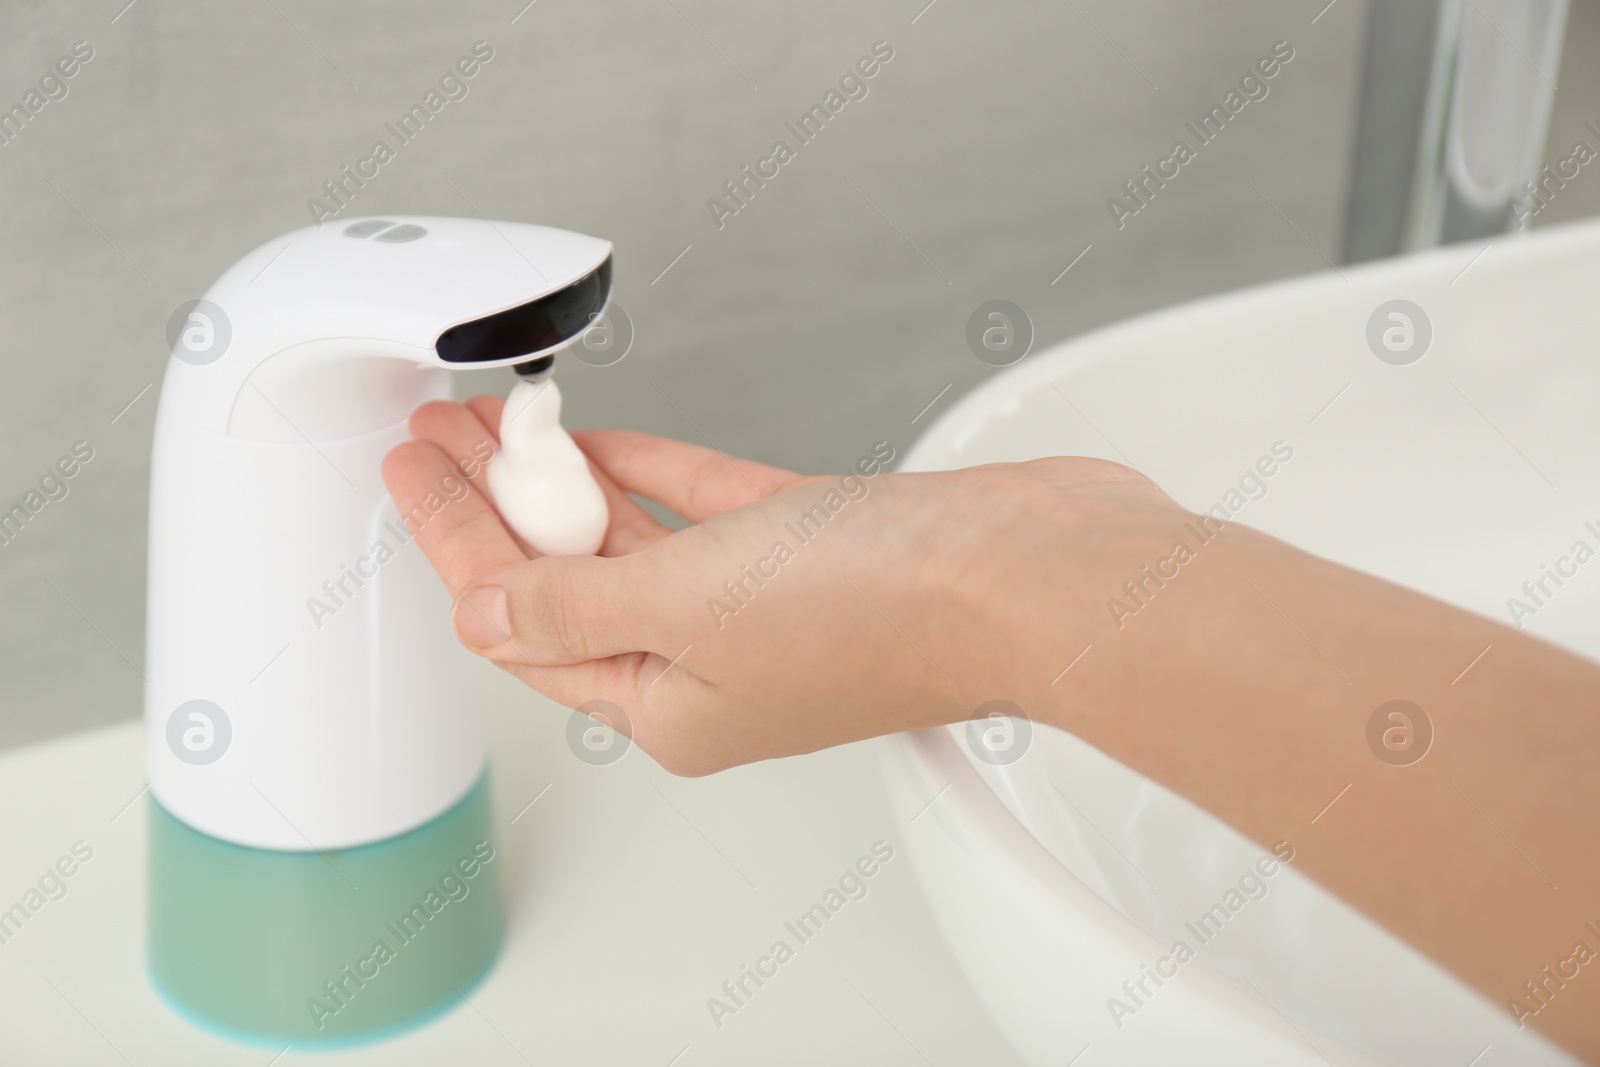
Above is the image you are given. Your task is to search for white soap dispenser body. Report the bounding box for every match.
[145,216,611,850]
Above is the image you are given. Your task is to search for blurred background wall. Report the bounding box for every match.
[2,0,1598,749]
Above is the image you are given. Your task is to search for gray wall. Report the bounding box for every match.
[2,0,1597,750]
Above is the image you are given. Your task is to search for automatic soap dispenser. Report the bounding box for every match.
[144,216,611,1045]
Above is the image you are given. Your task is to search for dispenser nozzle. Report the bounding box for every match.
[513,354,555,382]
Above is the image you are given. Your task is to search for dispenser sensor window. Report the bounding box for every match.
[435,256,612,365]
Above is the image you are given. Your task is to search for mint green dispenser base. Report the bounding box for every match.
[147,772,504,1048]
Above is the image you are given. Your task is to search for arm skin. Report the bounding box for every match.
[385,396,1600,1060]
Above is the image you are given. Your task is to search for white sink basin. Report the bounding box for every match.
[884,218,1600,1066]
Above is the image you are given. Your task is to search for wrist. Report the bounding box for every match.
[931,466,1224,733]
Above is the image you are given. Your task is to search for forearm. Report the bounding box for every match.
[1015,523,1600,1057]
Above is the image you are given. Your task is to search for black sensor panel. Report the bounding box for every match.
[436,257,611,364]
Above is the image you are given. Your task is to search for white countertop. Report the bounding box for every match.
[0,667,1021,1065]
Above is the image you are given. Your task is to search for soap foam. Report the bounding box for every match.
[486,378,608,556]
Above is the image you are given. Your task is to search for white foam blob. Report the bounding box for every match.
[486,378,608,556]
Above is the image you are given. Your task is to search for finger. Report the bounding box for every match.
[498,651,661,724]
[589,462,674,555]
[462,394,669,555]
[382,440,525,593]
[409,400,500,490]
[573,429,802,523]
[463,394,505,440]
[495,651,710,776]
[409,399,540,556]
[452,552,677,666]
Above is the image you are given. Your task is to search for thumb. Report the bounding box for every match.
[452,553,668,666]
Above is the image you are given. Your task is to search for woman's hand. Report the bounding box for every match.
[381,395,1189,775]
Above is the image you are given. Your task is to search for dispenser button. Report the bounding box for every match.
[343,219,395,238]
[375,224,428,243]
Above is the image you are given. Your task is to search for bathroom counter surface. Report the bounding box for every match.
[0,668,1020,1065]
